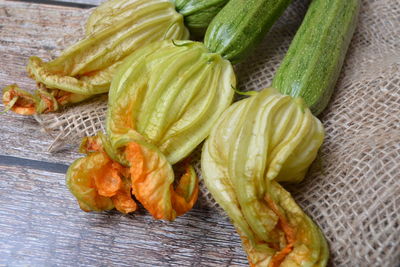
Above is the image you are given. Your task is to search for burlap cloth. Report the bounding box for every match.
[34,0,400,265]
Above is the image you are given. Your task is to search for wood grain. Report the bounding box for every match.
[0,1,89,163]
[0,165,248,266]
[0,2,249,266]
[43,0,103,6]
[0,111,81,164]
[10,0,102,7]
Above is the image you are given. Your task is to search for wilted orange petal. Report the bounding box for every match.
[171,164,199,216]
[2,85,37,115]
[111,176,137,214]
[94,159,123,197]
[112,193,137,214]
[125,142,198,220]
[126,142,170,219]
[125,142,145,197]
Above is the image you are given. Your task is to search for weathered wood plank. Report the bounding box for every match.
[0,155,68,173]
[0,109,86,166]
[0,165,248,266]
[0,112,81,164]
[10,0,101,8]
[0,6,247,266]
[55,0,102,5]
[0,1,90,163]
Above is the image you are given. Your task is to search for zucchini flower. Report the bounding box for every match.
[202,88,329,266]
[2,0,229,115]
[66,40,236,220]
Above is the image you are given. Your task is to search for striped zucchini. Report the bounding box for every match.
[201,1,360,265]
[272,0,360,115]
[205,0,292,63]
[174,0,229,36]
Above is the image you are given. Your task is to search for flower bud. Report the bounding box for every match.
[202,88,328,266]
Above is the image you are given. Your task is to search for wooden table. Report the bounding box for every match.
[0,0,249,265]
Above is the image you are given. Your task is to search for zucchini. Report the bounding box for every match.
[204,0,292,63]
[272,0,360,115]
[201,0,360,265]
[174,0,229,36]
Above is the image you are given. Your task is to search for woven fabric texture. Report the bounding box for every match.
[35,0,400,265]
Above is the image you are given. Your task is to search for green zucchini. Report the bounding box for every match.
[272,0,360,115]
[174,0,229,36]
[204,0,292,63]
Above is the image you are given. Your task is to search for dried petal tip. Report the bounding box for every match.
[2,85,39,115]
[66,151,137,214]
[79,135,104,154]
[16,0,190,114]
[2,84,63,115]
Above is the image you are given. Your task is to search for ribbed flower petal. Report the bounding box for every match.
[3,0,189,114]
[67,40,233,219]
[106,40,235,164]
[202,88,328,266]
